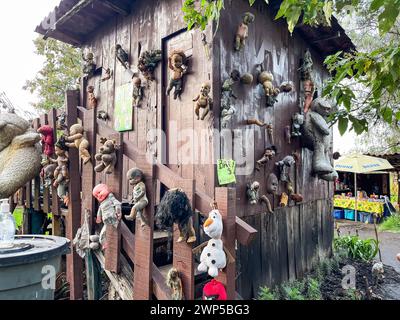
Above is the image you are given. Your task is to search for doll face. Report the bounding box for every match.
[266,174,279,194]
[93,184,111,202]
[54,145,65,157]
[129,175,142,186]
[200,83,211,95]
[172,54,183,68]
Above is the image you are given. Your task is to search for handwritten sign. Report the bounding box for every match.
[114,83,133,132]
[217,159,236,185]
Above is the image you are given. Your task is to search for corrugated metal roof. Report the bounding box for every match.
[35,0,356,58]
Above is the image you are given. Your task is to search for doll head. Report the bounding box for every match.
[37,125,53,136]
[132,76,142,87]
[127,168,144,186]
[93,184,111,202]
[200,83,211,96]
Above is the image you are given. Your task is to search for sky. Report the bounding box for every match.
[0,1,355,154]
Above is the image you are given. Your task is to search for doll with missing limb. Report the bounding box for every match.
[125,168,149,227]
[93,184,121,249]
[65,124,91,164]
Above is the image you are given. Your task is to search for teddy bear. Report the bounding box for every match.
[198,239,227,278]
[302,97,338,181]
[0,113,42,199]
[65,123,91,164]
[94,137,118,174]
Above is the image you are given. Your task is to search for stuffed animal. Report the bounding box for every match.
[87,86,97,109]
[166,268,184,300]
[37,125,55,158]
[203,280,227,300]
[93,184,121,249]
[65,124,91,164]
[198,239,227,278]
[166,50,188,100]
[275,155,296,182]
[302,98,338,181]
[155,188,196,243]
[0,113,42,199]
[95,138,118,174]
[124,168,149,226]
[204,209,223,239]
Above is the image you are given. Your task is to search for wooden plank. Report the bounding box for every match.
[104,133,123,273]
[215,187,236,300]
[152,264,173,300]
[121,221,135,263]
[65,90,84,300]
[173,179,195,300]
[235,216,257,246]
[133,161,155,300]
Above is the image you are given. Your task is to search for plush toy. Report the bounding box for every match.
[234,12,255,51]
[132,77,144,108]
[65,124,91,164]
[166,268,184,300]
[125,168,149,226]
[275,155,296,182]
[0,113,42,199]
[291,113,304,137]
[95,138,118,174]
[37,125,55,158]
[193,83,213,121]
[302,98,338,181]
[87,86,97,109]
[247,181,260,205]
[198,239,227,277]
[155,188,196,244]
[93,184,121,249]
[203,280,227,300]
[256,146,277,171]
[166,50,188,100]
[204,209,223,239]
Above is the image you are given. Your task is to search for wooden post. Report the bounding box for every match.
[215,187,236,300]
[133,155,155,300]
[104,133,123,273]
[173,179,195,300]
[48,109,61,236]
[65,90,84,300]
[23,181,32,234]
[32,119,41,213]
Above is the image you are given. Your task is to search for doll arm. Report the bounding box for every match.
[66,133,83,142]
[193,95,200,102]
[310,113,330,135]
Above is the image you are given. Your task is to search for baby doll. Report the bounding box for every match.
[166,50,187,100]
[93,184,122,249]
[235,12,255,51]
[124,168,149,227]
[51,138,69,188]
[132,77,144,108]
[193,83,213,120]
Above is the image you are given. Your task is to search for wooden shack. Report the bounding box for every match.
[33,0,355,299]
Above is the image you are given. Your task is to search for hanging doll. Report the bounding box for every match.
[93,184,122,249]
[221,70,240,128]
[82,52,96,78]
[246,181,260,205]
[275,155,296,182]
[166,268,184,300]
[234,12,255,51]
[166,50,188,100]
[193,83,213,120]
[138,49,162,81]
[124,168,149,226]
[37,125,55,158]
[87,86,98,109]
[132,77,144,108]
[256,146,277,171]
[51,138,69,189]
[198,238,227,277]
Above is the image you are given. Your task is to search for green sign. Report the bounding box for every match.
[114,83,133,132]
[217,159,236,185]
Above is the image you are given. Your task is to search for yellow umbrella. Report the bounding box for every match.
[334,153,394,221]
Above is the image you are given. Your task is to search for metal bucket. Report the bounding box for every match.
[0,235,70,300]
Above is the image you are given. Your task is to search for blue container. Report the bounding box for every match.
[333,209,344,219]
[359,212,374,223]
[344,209,355,220]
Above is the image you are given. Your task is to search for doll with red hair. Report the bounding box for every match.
[37,125,55,158]
[93,184,121,249]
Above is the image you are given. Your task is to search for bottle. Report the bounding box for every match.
[0,199,16,246]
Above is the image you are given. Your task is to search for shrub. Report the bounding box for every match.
[306,278,322,300]
[258,287,279,300]
[333,235,379,262]
[379,214,400,233]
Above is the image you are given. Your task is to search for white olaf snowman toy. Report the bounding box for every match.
[204,209,223,239]
[198,238,227,277]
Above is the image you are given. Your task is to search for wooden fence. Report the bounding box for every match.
[16,90,257,300]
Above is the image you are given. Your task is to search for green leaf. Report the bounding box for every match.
[381,107,393,123]
[338,116,349,135]
[370,0,385,11]
[249,0,256,6]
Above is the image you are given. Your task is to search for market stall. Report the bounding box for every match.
[333,154,394,222]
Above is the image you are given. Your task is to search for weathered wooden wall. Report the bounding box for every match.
[213,0,334,298]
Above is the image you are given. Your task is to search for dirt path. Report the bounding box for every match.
[337,220,400,273]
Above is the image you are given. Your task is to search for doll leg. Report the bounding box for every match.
[99,225,107,249]
[79,141,91,164]
[195,104,200,120]
[235,35,241,51]
[166,80,174,96]
[201,107,210,121]
[177,226,185,243]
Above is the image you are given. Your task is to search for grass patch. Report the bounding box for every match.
[379,214,400,233]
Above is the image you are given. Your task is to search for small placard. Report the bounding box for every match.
[114,83,133,132]
[217,159,236,185]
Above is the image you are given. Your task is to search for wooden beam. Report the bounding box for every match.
[65,90,84,300]
[101,0,130,16]
[235,216,257,246]
[152,264,173,300]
